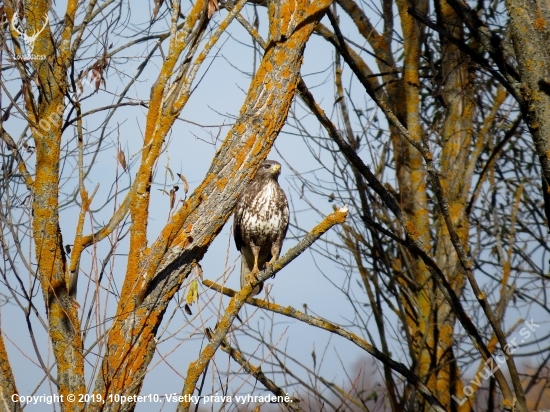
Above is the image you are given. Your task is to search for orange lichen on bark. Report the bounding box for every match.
[403,220,423,246]
[395,4,430,232]
[121,0,209,314]
[121,2,253,314]
[179,205,345,411]
[535,17,547,31]
[60,0,78,61]
[312,207,349,234]
[144,0,206,145]
[396,0,424,145]
[426,2,476,409]
[8,2,88,408]
[92,2,336,409]
[121,0,209,306]
[394,0,470,408]
[0,331,20,412]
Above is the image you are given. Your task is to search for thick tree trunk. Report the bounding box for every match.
[506,0,550,230]
[89,1,333,410]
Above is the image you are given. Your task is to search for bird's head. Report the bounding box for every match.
[255,160,282,180]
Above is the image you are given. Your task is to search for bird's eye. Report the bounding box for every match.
[264,164,271,169]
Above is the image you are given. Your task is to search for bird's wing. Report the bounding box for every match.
[233,196,244,251]
[279,187,290,244]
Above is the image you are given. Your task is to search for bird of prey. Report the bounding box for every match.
[233,160,289,295]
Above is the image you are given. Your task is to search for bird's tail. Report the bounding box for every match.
[240,255,262,295]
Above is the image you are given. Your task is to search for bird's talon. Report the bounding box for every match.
[246,272,258,284]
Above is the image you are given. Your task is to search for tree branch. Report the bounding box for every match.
[296,76,516,405]
[219,337,304,411]
[203,273,446,412]
[178,206,348,411]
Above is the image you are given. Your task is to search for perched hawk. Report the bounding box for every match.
[233,160,289,295]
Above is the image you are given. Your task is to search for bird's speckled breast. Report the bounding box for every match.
[239,180,288,245]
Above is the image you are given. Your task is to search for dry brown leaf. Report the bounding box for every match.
[21,82,28,99]
[76,79,84,99]
[184,304,192,315]
[169,188,176,209]
[0,6,6,28]
[195,263,203,280]
[2,105,10,121]
[177,173,189,194]
[89,53,109,93]
[93,74,101,92]
[17,2,24,18]
[117,148,127,171]
[165,165,174,180]
[207,0,219,19]
[152,0,164,20]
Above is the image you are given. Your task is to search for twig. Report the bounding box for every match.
[219,337,304,411]
[177,207,349,411]
[204,279,446,412]
[295,75,515,404]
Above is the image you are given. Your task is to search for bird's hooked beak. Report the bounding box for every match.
[273,164,281,174]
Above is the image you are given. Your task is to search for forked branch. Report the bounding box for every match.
[178,206,348,411]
